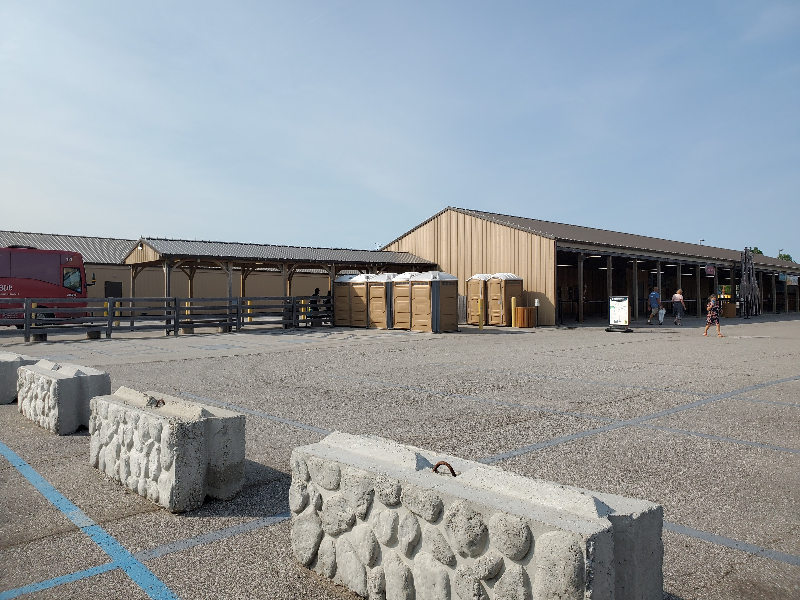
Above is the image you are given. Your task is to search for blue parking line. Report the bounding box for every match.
[0,441,179,600]
[0,564,118,600]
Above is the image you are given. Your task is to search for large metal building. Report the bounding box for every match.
[383,207,800,326]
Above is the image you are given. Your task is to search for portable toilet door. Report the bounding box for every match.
[350,274,371,328]
[466,274,492,325]
[333,274,357,326]
[411,278,433,332]
[438,279,459,332]
[488,273,524,326]
[391,272,416,330]
[368,273,396,329]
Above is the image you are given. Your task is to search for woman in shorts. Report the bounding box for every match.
[703,294,724,337]
[671,289,686,325]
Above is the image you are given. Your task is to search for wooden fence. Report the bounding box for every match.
[0,296,333,341]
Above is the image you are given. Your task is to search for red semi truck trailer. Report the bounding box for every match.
[0,246,92,320]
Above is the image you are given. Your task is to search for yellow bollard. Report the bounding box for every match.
[511,296,517,327]
[32,302,37,321]
[104,301,108,317]
[478,298,484,330]
[114,301,120,327]
[248,299,253,323]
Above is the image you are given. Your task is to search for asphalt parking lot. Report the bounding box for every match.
[1,315,799,600]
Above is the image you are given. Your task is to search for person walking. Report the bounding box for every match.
[703,294,724,337]
[672,288,686,326]
[647,286,663,325]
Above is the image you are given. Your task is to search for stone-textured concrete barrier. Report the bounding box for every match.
[291,432,663,600]
[90,387,246,513]
[17,361,111,435]
[0,352,37,404]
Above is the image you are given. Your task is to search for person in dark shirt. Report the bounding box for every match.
[647,287,663,325]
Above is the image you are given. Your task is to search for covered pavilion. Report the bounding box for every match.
[124,237,435,299]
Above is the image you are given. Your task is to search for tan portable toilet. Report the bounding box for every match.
[368,273,396,329]
[391,272,416,330]
[466,274,492,325]
[349,274,371,328]
[409,271,459,333]
[488,273,524,326]
[333,274,357,326]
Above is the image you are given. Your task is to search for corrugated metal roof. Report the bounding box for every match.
[385,207,799,271]
[0,231,136,264]
[139,237,433,266]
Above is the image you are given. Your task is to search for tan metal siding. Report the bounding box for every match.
[383,209,557,325]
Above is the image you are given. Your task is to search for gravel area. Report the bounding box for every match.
[1,314,799,599]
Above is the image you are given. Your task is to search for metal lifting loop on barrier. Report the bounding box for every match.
[432,461,457,477]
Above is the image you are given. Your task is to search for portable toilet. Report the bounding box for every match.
[333,274,357,326]
[409,271,459,333]
[349,274,372,328]
[466,274,492,325]
[391,272,416,330]
[488,273,524,326]
[368,273,397,329]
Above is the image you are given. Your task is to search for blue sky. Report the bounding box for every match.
[1,2,798,258]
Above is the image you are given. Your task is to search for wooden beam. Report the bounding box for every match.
[772,273,777,314]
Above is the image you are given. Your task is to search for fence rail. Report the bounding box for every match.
[0,296,333,341]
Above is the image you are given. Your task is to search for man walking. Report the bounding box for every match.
[647,286,663,325]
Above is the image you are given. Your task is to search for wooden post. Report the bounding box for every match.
[163,260,172,336]
[632,258,638,321]
[226,261,233,300]
[606,255,613,316]
[696,264,702,317]
[24,298,31,343]
[163,260,172,296]
[281,264,288,297]
[130,265,137,329]
[578,254,585,323]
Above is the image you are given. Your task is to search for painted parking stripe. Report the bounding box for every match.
[327,375,615,423]
[180,393,331,435]
[664,521,800,567]
[0,513,292,599]
[0,564,119,600]
[641,424,800,455]
[134,512,291,561]
[480,373,800,463]
[0,441,179,600]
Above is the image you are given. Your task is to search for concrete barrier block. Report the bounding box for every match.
[89,387,245,512]
[291,433,663,600]
[17,361,111,435]
[0,352,38,404]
